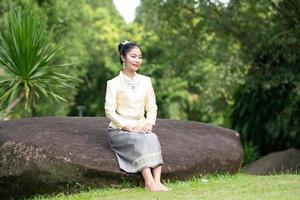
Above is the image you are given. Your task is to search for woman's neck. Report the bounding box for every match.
[122,69,135,79]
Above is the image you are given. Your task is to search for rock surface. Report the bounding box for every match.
[0,117,242,199]
[242,148,300,175]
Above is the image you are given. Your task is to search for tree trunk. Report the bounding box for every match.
[3,91,25,119]
[30,101,36,117]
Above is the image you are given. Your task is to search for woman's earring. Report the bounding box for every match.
[122,62,125,69]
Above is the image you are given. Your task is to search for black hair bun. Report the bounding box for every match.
[118,40,131,53]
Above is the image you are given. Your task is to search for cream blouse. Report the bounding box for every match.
[104,71,158,130]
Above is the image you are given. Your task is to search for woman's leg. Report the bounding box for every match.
[141,167,161,191]
[152,165,169,191]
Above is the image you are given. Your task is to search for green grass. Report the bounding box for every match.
[27,173,300,200]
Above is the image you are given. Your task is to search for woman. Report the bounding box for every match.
[105,40,169,192]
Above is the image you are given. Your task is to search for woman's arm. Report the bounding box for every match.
[145,77,158,125]
[104,80,129,130]
[133,77,158,133]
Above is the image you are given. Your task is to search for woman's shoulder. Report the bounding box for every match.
[137,73,152,82]
[107,75,122,86]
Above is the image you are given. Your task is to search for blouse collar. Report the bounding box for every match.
[119,71,138,83]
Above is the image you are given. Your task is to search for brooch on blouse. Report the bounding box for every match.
[126,82,139,92]
[122,76,139,91]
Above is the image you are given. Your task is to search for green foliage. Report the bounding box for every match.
[0,8,75,115]
[242,142,260,166]
[66,0,126,117]
[230,0,300,154]
[135,0,246,126]
[0,0,123,117]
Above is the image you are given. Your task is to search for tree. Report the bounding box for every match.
[0,0,128,118]
[0,8,75,119]
[230,0,300,154]
[135,0,246,124]
[66,0,126,117]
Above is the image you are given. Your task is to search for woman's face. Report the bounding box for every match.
[122,46,143,72]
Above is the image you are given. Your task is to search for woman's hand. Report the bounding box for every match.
[133,123,153,134]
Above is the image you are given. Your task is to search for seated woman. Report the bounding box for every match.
[105,40,169,192]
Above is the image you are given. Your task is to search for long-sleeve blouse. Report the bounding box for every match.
[104,71,158,130]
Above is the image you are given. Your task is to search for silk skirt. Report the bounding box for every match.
[107,126,163,173]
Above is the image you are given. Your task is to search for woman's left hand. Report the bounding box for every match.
[133,123,153,134]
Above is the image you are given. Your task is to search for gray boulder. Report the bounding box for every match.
[242,148,300,175]
[0,117,242,199]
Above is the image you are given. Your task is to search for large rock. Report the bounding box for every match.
[242,148,300,175]
[0,117,242,199]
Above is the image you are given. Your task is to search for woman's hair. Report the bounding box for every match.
[118,40,142,64]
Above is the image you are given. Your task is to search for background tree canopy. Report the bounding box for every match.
[0,0,299,164]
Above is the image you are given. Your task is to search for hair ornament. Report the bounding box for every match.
[121,40,131,45]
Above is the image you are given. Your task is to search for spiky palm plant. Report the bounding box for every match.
[0,9,75,118]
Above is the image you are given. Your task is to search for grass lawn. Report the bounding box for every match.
[28,173,300,200]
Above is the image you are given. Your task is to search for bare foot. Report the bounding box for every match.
[156,181,170,191]
[145,181,162,192]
